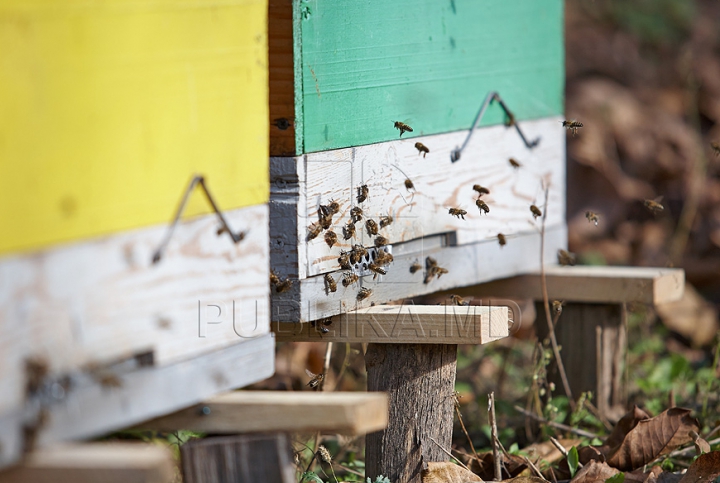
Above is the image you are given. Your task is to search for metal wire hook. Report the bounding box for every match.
[450,91,541,163]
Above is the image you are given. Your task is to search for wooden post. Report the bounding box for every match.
[181,434,295,483]
[365,344,458,483]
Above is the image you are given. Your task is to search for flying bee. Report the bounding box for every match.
[342,220,356,240]
[324,230,338,248]
[342,272,359,287]
[350,206,363,223]
[375,235,389,247]
[476,198,490,215]
[426,256,437,269]
[394,121,413,137]
[557,249,577,267]
[379,215,393,228]
[338,250,352,270]
[275,277,293,293]
[307,222,323,241]
[711,141,720,157]
[357,185,369,203]
[497,233,507,247]
[410,260,422,274]
[450,294,469,306]
[530,204,542,219]
[415,142,429,157]
[643,198,664,215]
[324,273,337,294]
[552,300,564,316]
[449,208,467,220]
[405,178,415,191]
[305,369,325,390]
[473,185,490,196]
[375,250,394,266]
[351,244,368,264]
[424,265,449,284]
[561,119,583,136]
[368,262,386,280]
[509,158,521,169]
[366,219,379,236]
[585,211,600,226]
[357,287,373,301]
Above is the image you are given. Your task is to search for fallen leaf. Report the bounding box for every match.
[625,466,663,483]
[467,452,527,481]
[604,406,652,450]
[569,461,621,483]
[678,451,720,483]
[606,408,699,471]
[422,461,483,483]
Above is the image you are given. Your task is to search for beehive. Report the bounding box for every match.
[0,0,273,467]
[269,0,567,323]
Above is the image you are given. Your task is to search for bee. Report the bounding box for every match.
[643,198,664,215]
[711,141,720,157]
[530,205,542,219]
[366,219,379,236]
[311,318,333,334]
[338,250,352,270]
[394,121,413,137]
[307,222,323,241]
[450,294,469,306]
[270,270,280,286]
[25,357,50,395]
[415,142,429,157]
[509,158,521,169]
[585,211,600,226]
[476,198,490,214]
[498,233,507,247]
[424,257,448,284]
[96,373,123,389]
[410,260,422,273]
[357,287,373,301]
[375,251,394,267]
[552,300,564,316]
[275,278,293,293]
[318,210,333,230]
[561,119,583,136]
[404,178,415,191]
[375,235,389,247]
[305,369,325,390]
[342,272,359,287]
[448,208,467,220]
[557,249,577,267]
[324,273,337,294]
[379,215,394,228]
[351,244,368,264]
[326,200,341,215]
[324,230,338,248]
[426,256,438,269]
[357,185,369,203]
[368,262,386,279]
[473,185,490,196]
[350,206,363,223]
[342,220,356,240]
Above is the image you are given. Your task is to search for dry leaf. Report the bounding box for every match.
[569,461,620,483]
[625,465,663,483]
[606,408,699,471]
[502,478,548,483]
[422,461,483,483]
[604,406,652,450]
[523,439,583,465]
[467,452,527,481]
[678,451,720,483]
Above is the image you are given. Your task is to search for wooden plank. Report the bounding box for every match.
[466,266,685,305]
[269,0,296,156]
[0,333,275,469]
[181,434,295,483]
[138,391,389,435]
[294,0,563,152]
[0,204,270,420]
[0,0,269,254]
[0,443,175,483]
[273,305,508,344]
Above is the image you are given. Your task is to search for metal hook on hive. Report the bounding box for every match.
[151,175,247,264]
[450,91,541,163]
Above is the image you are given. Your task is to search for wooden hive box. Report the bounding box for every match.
[0,0,273,468]
[268,0,567,324]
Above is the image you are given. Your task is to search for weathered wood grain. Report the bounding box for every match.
[269,0,296,156]
[0,443,175,483]
[138,391,388,435]
[273,305,508,344]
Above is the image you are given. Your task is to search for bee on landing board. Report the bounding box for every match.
[585,211,600,226]
[306,369,325,390]
[374,249,394,266]
[449,294,469,306]
[374,235,389,247]
[318,208,333,230]
[448,208,467,220]
[415,142,429,157]
[366,219,379,236]
[379,215,393,229]
[324,230,338,248]
[557,249,577,267]
[338,250,352,270]
[324,273,337,294]
[342,220,356,240]
[393,121,413,137]
[561,119,583,136]
[350,206,363,223]
[307,222,322,241]
[357,185,369,203]
[351,245,368,265]
[497,233,507,247]
[270,270,280,286]
[476,198,489,215]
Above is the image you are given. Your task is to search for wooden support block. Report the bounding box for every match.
[138,391,388,436]
[365,344,457,483]
[0,443,175,483]
[181,434,295,483]
[273,305,509,344]
[468,266,684,305]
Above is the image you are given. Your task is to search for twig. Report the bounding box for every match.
[331,343,352,391]
[489,392,502,481]
[311,342,334,468]
[521,455,548,481]
[454,396,480,462]
[514,405,599,439]
[427,437,471,472]
[549,437,583,469]
[664,436,720,459]
[538,184,575,410]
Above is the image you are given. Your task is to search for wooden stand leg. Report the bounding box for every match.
[535,303,626,418]
[365,344,457,483]
[181,433,295,483]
